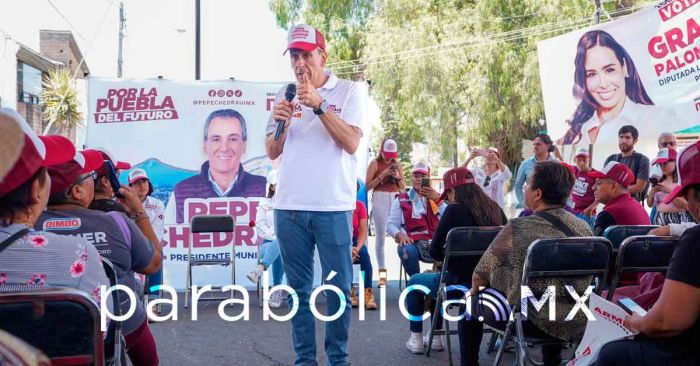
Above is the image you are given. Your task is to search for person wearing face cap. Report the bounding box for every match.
[590,161,651,237]
[596,141,700,366]
[36,149,162,366]
[0,108,112,325]
[87,147,131,214]
[646,148,696,226]
[386,162,447,279]
[265,24,366,366]
[365,138,404,287]
[462,146,512,209]
[402,167,507,354]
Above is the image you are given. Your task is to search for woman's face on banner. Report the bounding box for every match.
[204,117,246,175]
[584,45,628,111]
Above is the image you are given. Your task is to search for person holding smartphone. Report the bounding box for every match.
[597,141,700,366]
[386,162,447,278]
[365,138,405,286]
[89,148,132,214]
[462,146,512,208]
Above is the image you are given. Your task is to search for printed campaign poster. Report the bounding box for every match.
[86,77,371,290]
[538,0,700,167]
[87,78,281,290]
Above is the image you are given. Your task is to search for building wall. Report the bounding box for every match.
[39,31,85,79]
[0,40,19,110]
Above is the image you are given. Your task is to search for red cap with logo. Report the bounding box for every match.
[48,149,105,194]
[92,147,131,170]
[588,161,635,188]
[652,147,677,165]
[412,162,430,175]
[285,24,326,54]
[0,108,76,197]
[381,139,398,159]
[664,141,700,204]
[440,167,475,201]
[575,147,590,158]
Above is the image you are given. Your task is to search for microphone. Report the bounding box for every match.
[274,83,297,141]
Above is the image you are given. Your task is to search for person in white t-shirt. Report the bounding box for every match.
[128,168,165,302]
[461,147,512,208]
[265,24,366,366]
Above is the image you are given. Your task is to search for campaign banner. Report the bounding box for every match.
[87,77,370,291]
[87,78,282,290]
[538,0,700,167]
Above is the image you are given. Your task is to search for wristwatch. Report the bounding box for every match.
[313,100,328,115]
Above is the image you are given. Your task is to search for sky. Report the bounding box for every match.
[0,0,295,82]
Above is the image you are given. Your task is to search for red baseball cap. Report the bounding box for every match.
[412,162,430,175]
[381,139,398,159]
[440,167,475,201]
[588,161,635,188]
[652,148,677,165]
[0,108,75,197]
[48,149,105,194]
[664,141,700,204]
[575,147,590,158]
[285,24,326,54]
[92,147,131,170]
[560,162,576,175]
[128,168,150,184]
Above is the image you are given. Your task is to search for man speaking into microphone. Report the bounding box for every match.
[265,24,366,366]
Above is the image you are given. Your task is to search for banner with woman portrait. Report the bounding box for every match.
[537,0,700,167]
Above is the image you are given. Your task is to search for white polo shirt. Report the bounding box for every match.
[266,71,366,211]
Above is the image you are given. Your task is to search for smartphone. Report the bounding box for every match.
[475,149,490,157]
[618,298,647,316]
[104,160,124,198]
[421,177,430,188]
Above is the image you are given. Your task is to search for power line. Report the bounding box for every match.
[46,0,88,42]
[328,1,653,71]
[70,0,115,80]
[331,2,653,77]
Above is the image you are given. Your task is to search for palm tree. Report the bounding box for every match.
[40,67,83,136]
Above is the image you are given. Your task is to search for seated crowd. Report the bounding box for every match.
[1,105,699,366]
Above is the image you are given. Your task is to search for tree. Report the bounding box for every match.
[40,67,83,136]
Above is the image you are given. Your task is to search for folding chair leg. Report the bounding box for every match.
[399,263,404,290]
[514,314,527,366]
[444,312,453,366]
[426,292,443,357]
[184,259,191,309]
[493,319,514,366]
[487,332,499,353]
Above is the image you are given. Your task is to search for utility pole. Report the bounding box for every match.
[195,0,201,80]
[118,1,125,78]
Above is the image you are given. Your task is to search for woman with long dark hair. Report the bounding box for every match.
[647,148,696,226]
[403,167,507,354]
[365,138,405,286]
[561,30,653,146]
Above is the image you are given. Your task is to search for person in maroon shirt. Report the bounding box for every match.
[570,148,598,227]
[350,199,376,309]
[591,161,651,237]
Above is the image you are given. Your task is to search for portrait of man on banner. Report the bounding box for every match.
[165,108,266,224]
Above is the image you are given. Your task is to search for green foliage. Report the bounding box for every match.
[40,67,83,136]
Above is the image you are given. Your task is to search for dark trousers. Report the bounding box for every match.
[458,295,563,366]
[597,337,700,366]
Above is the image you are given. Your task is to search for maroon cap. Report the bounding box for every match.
[285,24,326,54]
[49,150,105,194]
[652,147,678,165]
[588,161,635,188]
[92,147,131,171]
[440,167,475,201]
[381,139,398,159]
[0,108,75,197]
[664,141,700,204]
